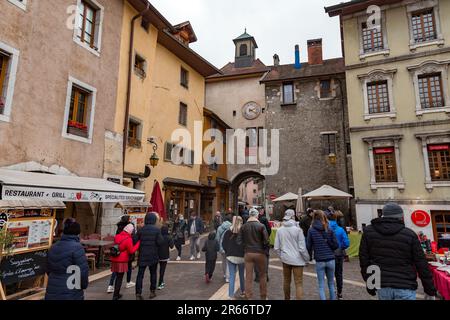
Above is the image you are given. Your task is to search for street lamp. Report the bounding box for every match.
[148,137,159,168]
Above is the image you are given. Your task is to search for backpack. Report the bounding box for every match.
[110,238,127,257]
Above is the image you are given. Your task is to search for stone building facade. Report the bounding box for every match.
[261,39,354,221]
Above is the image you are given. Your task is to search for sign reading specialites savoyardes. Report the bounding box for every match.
[0,250,48,286]
[2,186,145,203]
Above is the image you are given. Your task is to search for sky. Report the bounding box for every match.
[150,0,343,68]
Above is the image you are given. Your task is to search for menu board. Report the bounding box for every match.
[0,250,48,286]
[129,213,146,229]
[6,219,53,253]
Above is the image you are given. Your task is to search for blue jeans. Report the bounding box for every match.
[227,260,245,298]
[378,288,416,300]
[315,260,336,300]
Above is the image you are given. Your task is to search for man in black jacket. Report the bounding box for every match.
[255,208,271,283]
[359,203,436,300]
[135,212,164,300]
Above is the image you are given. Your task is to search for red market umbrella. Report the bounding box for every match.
[150,180,167,221]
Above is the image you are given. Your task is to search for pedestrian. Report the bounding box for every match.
[187,210,204,261]
[45,218,89,300]
[107,215,137,294]
[213,211,223,231]
[135,212,164,300]
[335,210,346,228]
[359,203,436,300]
[241,207,250,224]
[172,214,187,261]
[216,214,233,283]
[222,216,246,300]
[255,208,271,283]
[237,208,269,300]
[274,209,310,300]
[158,225,174,290]
[299,208,313,239]
[328,212,350,300]
[202,231,220,283]
[110,224,141,300]
[306,210,339,300]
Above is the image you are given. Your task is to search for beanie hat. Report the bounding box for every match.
[249,208,259,217]
[283,209,295,221]
[123,223,134,235]
[63,218,81,236]
[382,203,404,219]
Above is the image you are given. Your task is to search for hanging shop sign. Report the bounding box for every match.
[411,210,431,227]
[2,185,145,203]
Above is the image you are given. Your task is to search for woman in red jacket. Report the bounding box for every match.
[111,224,140,300]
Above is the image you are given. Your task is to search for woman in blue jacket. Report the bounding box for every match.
[307,211,339,300]
[329,212,350,300]
[45,219,89,300]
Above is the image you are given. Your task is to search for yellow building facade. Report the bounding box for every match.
[111,0,219,221]
[327,0,450,242]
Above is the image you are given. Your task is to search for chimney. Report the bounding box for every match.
[273,54,280,66]
[307,38,323,65]
[294,45,301,69]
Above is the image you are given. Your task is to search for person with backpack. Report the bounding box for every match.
[328,212,350,300]
[307,210,339,300]
[158,225,174,290]
[107,215,137,293]
[172,214,187,261]
[110,224,141,300]
[135,212,164,300]
[216,214,233,283]
[202,231,220,283]
[359,203,436,300]
[222,216,246,300]
[274,209,310,300]
[45,219,89,300]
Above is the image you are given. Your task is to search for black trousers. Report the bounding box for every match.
[175,242,182,257]
[136,264,158,294]
[205,259,217,278]
[113,272,125,300]
[159,261,168,286]
[335,255,344,294]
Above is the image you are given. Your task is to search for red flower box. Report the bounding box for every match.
[68,121,88,131]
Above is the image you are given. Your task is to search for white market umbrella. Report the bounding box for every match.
[295,188,304,213]
[272,192,299,202]
[302,185,353,200]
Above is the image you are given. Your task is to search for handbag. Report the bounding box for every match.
[110,238,127,257]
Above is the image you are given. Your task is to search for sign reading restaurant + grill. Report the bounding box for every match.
[2,186,145,203]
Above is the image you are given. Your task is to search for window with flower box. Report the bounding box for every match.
[428,144,450,181]
[128,118,142,148]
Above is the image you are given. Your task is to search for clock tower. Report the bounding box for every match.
[233,29,258,68]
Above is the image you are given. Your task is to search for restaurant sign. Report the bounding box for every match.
[2,186,145,203]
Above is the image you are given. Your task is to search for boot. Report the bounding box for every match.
[149,291,157,299]
[136,294,143,300]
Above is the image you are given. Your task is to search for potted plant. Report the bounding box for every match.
[0,230,14,263]
[67,120,89,138]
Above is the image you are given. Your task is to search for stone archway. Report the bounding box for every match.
[230,170,265,213]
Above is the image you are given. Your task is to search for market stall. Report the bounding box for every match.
[115,201,152,229]
[0,200,65,300]
[429,259,450,300]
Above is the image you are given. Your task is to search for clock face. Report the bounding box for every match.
[242,102,262,120]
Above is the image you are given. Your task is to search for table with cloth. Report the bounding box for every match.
[430,265,450,300]
[346,232,362,258]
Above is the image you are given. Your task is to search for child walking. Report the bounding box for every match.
[158,225,174,290]
[202,231,220,283]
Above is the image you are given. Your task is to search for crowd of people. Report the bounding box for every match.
[43,202,438,301]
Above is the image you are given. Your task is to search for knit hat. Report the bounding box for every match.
[249,208,259,217]
[123,224,134,235]
[63,218,81,236]
[382,203,404,219]
[283,209,295,221]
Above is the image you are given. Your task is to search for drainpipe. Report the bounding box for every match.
[123,3,150,171]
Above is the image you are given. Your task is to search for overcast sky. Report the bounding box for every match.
[150,0,343,68]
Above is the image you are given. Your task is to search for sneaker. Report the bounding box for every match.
[157,283,165,290]
[239,292,246,299]
[107,285,114,294]
[136,294,143,300]
[112,294,123,301]
[126,282,135,289]
[196,252,201,259]
[225,278,229,283]
[149,291,157,299]
[190,255,195,261]
[176,256,181,261]
[337,293,343,300]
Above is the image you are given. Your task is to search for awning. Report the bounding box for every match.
[272,192,299,202]
[163,177,202,188]
[116,201,152,209]
[302,185,353,200]
[0,199,66,209]
[0,169,145,203]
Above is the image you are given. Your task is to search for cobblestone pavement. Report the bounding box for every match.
[85,237,426,301]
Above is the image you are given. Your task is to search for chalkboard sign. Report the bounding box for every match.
[0,250,47,285]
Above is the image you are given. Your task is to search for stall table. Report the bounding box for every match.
[347,232,362,258]
[430,265,450,300]
[80,239,114,268]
